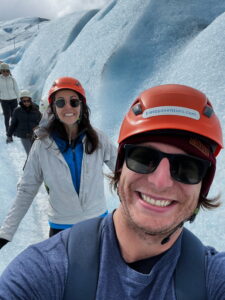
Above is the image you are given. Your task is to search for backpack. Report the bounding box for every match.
[63,217,207,300]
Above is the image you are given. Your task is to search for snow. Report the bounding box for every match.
[0,0,225,274]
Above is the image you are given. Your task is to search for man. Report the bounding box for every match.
[0,84,224,299]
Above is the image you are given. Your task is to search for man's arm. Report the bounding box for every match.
[0,231,68,299]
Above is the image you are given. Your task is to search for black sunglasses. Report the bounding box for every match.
[55,96,81,108]
[2,70,9,73]
[22,100,31,103]
[124,144,211,185]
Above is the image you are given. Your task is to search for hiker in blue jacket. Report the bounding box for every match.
[0,77,117,248]
[0,84,224,299]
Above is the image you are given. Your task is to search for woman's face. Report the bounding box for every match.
[21,97,32,107]
[1,69,10,77]
[54,89,82,126]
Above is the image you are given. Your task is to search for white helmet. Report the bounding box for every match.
[0,63,10,70]
[20,89,32,99]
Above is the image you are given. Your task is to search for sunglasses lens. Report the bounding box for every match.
[171,156,209,184]
[55,98,66,108]
[125,145,210,185]
[55,97,80,108]
[126,146,159,174]
[70,99,80,107]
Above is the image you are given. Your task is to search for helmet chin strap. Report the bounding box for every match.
[160,207,199,245]
[160,222,184,245]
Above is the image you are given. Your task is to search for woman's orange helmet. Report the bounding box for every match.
[48,77,86,104]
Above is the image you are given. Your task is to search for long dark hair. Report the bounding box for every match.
[39,95,99,154]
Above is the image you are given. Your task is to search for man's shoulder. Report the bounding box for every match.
[25,229,70,260]
[0,230,69,299]
[204,247,225,297]
[205,246,225,270]
[11,229,70,277]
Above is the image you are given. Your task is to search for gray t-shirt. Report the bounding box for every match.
[0,213,225,299]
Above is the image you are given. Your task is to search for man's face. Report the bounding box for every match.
[118,141,202,237]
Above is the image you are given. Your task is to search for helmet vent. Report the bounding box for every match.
[132,103,142,115]
[203,106,214,118]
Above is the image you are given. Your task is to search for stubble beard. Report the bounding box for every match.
[118,185,195,241]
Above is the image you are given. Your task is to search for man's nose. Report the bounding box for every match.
[146,157,174,188]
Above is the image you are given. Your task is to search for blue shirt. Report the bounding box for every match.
[53,133,84,194]
[0,214,225,299]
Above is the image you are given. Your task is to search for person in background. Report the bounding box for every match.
[0,84,224,299]
[0,76,117,249]
[39,96,48,114]
[0,63,20,139]
[0,62,2,112]
[6,89,42,154]
[0,61,3,74]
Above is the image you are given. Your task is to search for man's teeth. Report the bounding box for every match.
[141,194,171,207]
[65,113,74,117]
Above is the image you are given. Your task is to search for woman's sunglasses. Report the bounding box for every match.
[124,144,211,185]
[55,97,81,108]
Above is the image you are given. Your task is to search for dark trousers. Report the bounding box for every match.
[1,99,18,133]
[21,138,33,155]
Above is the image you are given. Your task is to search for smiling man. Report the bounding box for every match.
[0,84,224,300]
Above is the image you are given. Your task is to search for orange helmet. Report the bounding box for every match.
[118,84,223,156]
[48,77,86,104]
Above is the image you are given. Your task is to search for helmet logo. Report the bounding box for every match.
[143,106,200,120]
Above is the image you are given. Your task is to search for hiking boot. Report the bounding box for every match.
[6,136,13,143]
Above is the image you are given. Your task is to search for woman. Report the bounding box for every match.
[0,77,117,248]
[6,90,42,154]
[0,63,20,138]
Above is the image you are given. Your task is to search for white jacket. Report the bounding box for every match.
[0,129,117,241]
[0,74,20,101]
